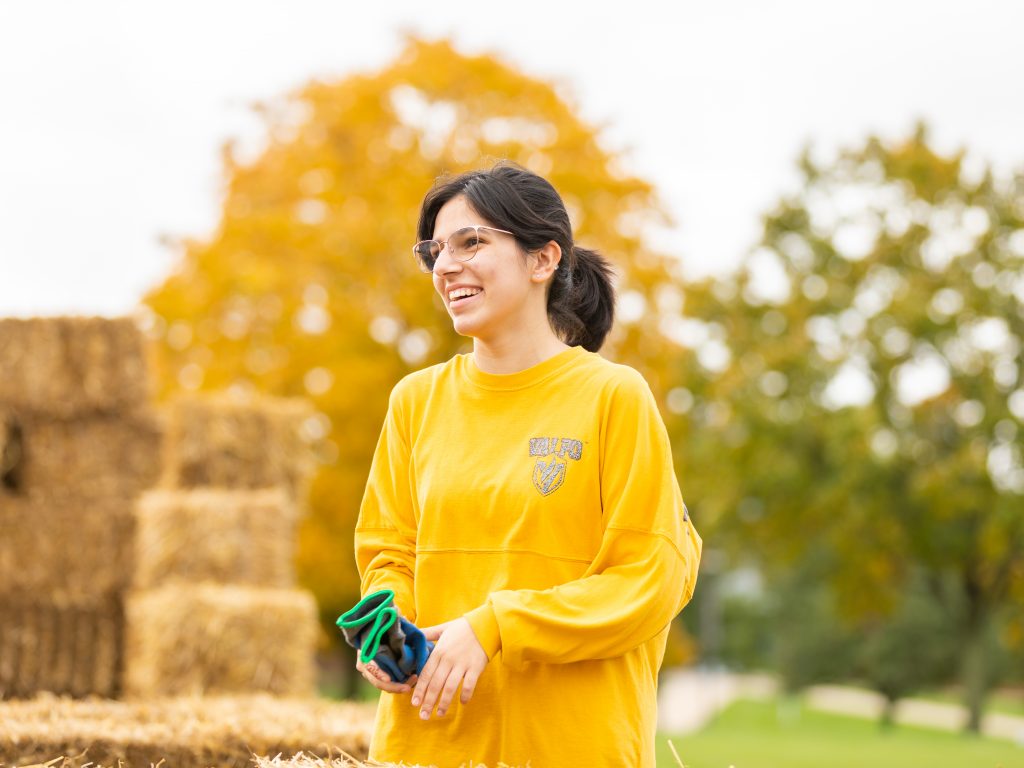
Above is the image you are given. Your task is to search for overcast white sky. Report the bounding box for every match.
[0,0,1021,318]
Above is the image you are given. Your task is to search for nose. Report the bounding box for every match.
[432,244,463,276]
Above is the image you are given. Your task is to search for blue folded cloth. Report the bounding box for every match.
[336,588,434,684]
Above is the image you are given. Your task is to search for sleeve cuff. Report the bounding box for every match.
[463,602,502,660]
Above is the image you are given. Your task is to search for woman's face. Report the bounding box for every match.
[430,195,537,342]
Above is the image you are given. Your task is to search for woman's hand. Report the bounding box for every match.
[356,655,418,695]
[410,617,489,720]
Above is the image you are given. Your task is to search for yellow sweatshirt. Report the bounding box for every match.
[354,344,702,768]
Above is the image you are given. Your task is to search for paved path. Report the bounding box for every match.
[657,669,776,733]
[807,684,1024,744]
[657,669,1024,745]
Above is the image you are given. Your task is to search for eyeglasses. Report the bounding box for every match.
[412,225,515,273]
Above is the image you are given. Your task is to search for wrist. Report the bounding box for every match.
[462,602,502,660]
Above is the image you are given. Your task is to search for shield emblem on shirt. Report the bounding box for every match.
[533,456,566,496]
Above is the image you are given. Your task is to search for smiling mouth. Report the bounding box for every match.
[449,291,482,308]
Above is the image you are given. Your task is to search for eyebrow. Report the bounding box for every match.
[433,224,487,242]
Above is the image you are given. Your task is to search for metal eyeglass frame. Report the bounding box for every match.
[412,225,515,273]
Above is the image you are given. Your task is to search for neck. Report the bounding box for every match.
[472,333,571,375]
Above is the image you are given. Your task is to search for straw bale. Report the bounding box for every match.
[0,317,152,418]
[0,597,122,699]
[2,410,164,503]
[0,499,136,600]
[0,693,376,767]
[161,393,315,502]
[124,585,317,698]
[133,489,298,589]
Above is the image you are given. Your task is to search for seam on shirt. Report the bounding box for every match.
[605,525,689,563]
[459,350,588,392]
[416,547,593,564]
[460,370,573,392]
[387,384,413,453]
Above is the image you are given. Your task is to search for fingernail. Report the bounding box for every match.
[420,710,429,720]
[411,697,420,706]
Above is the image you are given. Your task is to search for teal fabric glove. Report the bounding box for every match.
[336,589,434,684]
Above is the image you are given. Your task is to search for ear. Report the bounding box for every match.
[530,241,562,282]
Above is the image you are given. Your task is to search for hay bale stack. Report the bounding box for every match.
[0,317,153,418]
[126,486,317,698]
[0,597,122,699]
[3,410,163,503]
[124,585,318,698]
[134,488,299,589]
[0,316,164,700]
[125,393,320,700]
[0,693,376,768]
[160,393,315,503]
[0,499,137,599]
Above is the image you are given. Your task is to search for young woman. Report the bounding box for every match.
[353,162,702,768]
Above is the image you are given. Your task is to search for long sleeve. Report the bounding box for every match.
[354,383,418,623]
[463,369,702,669]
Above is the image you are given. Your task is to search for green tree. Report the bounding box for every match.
[677,124,1024,731]
[140,36,693,682]
[854,569,959,727]
[773,561,860,694]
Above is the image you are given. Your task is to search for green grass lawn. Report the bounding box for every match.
[656,698,1024,768]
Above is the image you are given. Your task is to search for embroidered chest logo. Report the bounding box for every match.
[529,437,583,496]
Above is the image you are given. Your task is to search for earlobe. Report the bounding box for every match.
[532,242,562,281]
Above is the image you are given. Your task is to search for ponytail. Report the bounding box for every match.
[546,246,616,352]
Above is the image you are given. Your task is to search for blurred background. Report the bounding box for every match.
[2,1,1023,766]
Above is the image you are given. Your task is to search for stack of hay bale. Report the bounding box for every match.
[125,393,319,698]
[0,317,164,698]
[0,693,378,767]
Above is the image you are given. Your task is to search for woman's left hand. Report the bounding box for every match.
[411,617,489,720]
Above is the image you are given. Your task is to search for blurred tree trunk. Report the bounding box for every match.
[879,695,897,730]
[960,586,990,734]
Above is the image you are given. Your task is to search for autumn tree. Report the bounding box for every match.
[140,36,694,674]
[675,124,1024,730]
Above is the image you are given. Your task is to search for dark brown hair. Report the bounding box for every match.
[416,161,616,352]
